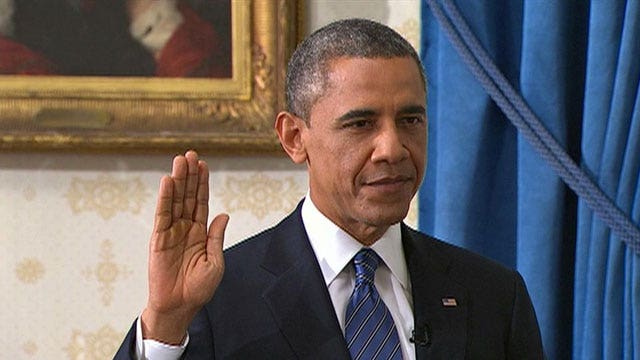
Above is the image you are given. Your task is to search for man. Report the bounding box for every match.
[115,19,544,359]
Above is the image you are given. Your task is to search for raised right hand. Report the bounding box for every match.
[140,150,228,344]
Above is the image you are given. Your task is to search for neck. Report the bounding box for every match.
[303,194,398,246]
[344,224,390,246]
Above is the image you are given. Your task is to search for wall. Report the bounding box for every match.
[0,1,420,358]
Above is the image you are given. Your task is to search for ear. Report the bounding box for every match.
[275,111,308,164]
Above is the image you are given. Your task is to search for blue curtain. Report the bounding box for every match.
[419,1,640,359]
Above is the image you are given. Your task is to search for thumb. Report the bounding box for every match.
[207,213,229,259]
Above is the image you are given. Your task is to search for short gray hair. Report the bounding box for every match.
[285,18,426,120]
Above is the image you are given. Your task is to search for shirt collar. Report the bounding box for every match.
[301,195,409,291]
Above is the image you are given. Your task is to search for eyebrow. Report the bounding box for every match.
[397,105,427,115]
[335,105,426,123]
[336,109,377,123]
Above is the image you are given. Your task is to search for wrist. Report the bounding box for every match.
[140,307,191,345]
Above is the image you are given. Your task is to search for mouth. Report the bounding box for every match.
[363,175,414,192]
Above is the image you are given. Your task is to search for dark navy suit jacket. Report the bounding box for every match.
[115,202,544,359]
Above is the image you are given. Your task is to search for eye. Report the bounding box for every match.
[400,115,425,125]
[343,119,373,129]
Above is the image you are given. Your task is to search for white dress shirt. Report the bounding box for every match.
[302,197,416,360]
[135,196,416,359]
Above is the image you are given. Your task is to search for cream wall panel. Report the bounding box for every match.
[306,0,420,48]
[0,153,306,359]
[2,1,420,358]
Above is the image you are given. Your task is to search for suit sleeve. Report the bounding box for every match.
[180,307,216,358]
[114,309,215,360]
[507,272,545,359]
[113,320,137,360]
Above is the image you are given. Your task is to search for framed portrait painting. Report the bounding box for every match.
[0,0,300,154]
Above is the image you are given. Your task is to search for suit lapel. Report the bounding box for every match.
[402,225,468,360]
[256,207,470,359]
[260,206,351,359]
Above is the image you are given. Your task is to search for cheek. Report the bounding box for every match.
[340,149,370,182]
[309,132,372,189]
[410,134,428,162]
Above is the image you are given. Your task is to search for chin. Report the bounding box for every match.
[363,206,410,226]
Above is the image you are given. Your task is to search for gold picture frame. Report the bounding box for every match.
[0,0,300,154]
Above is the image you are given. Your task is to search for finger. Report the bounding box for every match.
[153,175,174,232]
[171,154,188,219]
[207,213,229,260]
[182,150,199,220]
[193,160,210,226]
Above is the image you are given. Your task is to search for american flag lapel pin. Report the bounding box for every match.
[442,297,457,307]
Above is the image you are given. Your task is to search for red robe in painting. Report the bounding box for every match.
[155,2,231,78]
[0,35,56,75]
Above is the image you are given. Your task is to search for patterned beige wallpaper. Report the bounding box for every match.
[0,1,420,358]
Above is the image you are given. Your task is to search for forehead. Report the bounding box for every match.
[327,56,422,83]
[310,57,426,117]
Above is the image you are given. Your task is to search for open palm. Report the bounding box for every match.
[142,150,228,344]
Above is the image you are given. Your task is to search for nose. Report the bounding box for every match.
[370,122,409,164]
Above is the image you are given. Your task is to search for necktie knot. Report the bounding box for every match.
[353,248,380,287]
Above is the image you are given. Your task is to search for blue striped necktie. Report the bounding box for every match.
[345,249,402,360]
